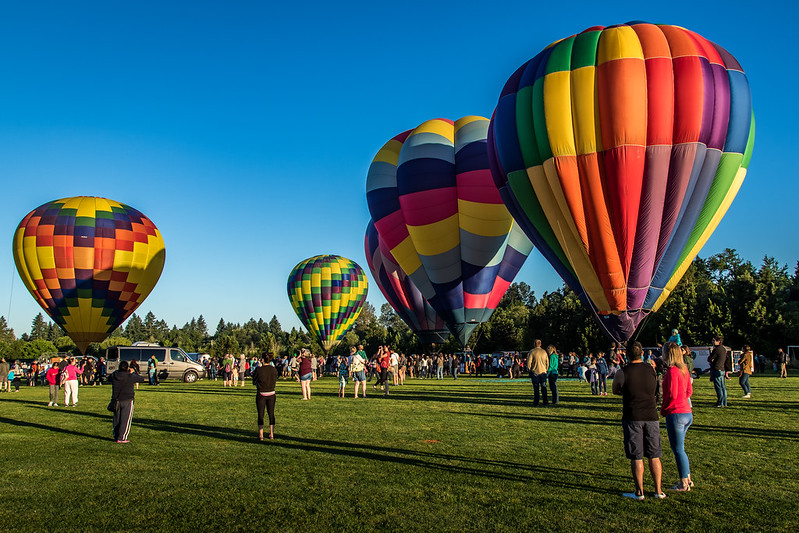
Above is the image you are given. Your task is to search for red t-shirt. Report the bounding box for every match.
[661,366,693,415]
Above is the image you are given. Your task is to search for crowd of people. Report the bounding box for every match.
[0,331,790,483]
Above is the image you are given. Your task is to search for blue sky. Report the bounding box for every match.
[1,1,795,337]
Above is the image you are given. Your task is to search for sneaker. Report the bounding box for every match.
[48,402,53,406]
[654,492,667,499]
[54,403,58,406]
[743,394,751,398]
[622,492,645,501]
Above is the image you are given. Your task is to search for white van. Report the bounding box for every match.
[105,346,206,383]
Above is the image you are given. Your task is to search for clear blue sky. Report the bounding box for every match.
[1,0,795,337]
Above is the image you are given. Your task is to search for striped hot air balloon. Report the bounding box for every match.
[366,116,533,347]
[365,220,450,345]
[13,196,166,353]
[488,22,755,342]
[287,255,368,352]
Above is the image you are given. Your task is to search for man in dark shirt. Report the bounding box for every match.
[707,335,729,407]
[612,341,664,500]
[108,361,146,443]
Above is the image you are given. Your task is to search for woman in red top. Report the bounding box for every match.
[661,342,693,492]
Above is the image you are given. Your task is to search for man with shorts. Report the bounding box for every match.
[612,341,665,501]
[351,347,367,398]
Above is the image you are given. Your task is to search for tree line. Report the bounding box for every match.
[1,249,797,361]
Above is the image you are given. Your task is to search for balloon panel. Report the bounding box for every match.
[367,116,533,346]
[12,196,166,352]
[489,22,754,342]
[364,220,450,344]
[287,255,368,352]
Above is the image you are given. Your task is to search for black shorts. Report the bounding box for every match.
[622,420,662,460]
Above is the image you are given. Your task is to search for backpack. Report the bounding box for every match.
[59,367,69,384]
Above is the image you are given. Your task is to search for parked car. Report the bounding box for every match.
[104,346,206,383]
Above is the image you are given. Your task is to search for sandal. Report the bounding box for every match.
[654,492,667,499]
[670,483,690,492]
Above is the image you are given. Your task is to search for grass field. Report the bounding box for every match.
[1,371,797,532]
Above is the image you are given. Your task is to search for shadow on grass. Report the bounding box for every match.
[8,405,622,493]
[0,415,109,441]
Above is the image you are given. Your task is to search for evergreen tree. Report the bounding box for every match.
[0,316,15,343]
[30,313,49,340]
[197,315,208,337]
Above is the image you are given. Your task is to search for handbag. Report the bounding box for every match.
[107,399,117,412]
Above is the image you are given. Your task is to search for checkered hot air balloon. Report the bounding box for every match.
[365,220,450,345]
[488,22,755,343]
[287,255,368,353]
[12,196,166,353]
[366,116,533,347]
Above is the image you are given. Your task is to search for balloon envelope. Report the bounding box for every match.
[488,22,755,342]
[366,116,533,346]
[287,255,368,352]
[365,220,450,345]
[13,196,166,353]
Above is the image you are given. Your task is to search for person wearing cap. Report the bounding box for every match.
[612,341,665,501]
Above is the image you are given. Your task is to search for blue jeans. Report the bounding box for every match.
[149,371,156,385]
[436,367,443,380]
[739,373,751,395]
[711,370,727,406]
[597,374,607,394]
[548,373,558,404]
[531,372,548,405]
[665,412,693,479]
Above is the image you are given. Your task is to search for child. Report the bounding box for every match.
[337,356,348,397]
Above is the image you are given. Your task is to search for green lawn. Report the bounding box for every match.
[1,372,797,532]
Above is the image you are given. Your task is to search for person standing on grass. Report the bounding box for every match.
[147,355,158,386]
[0,358,9,393]
[708,336,729,407]
[337,355,349,397]
[374,346,391,396]
[108,360,146,443]
[612,341,665,501]
[596,353,609,396]
[62,358,82,406]
[390,349,399,386]
[298,349,313,400]
[221,354,235,387]
[527,340,549,407]
[252,353,277,440]
[661,342,693,492]
[777,348,788,378]
[239,354,247,386]
[738,346,754,398]
[398,352,407,385]
[547,345,559,405]
[46,364,60,406]
[129,359,141,389]
[436,352,444,380]
[351,348,367,398]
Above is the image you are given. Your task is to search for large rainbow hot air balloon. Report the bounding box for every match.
[366,116,533,347]
[365,220,450,345]
[13,196,166,353]
[287,255,368,352]
[488,22,755,342]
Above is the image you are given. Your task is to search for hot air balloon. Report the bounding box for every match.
[488,22,755,342]
[366,116,533,347]
[12,196,166,353]
[287,255,368,352]
[365,220,450,345]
